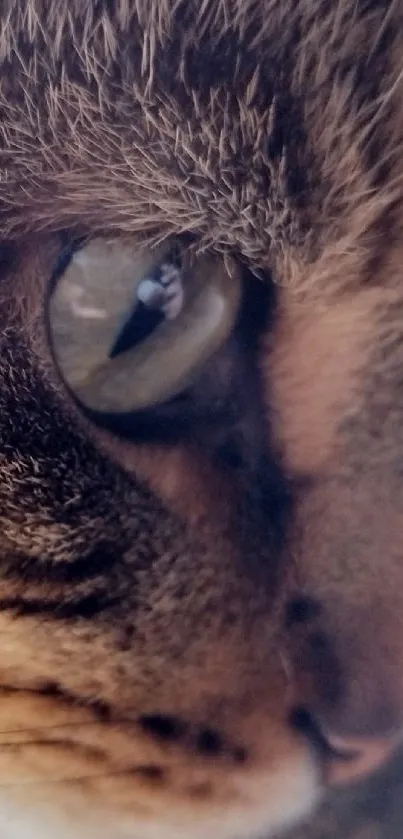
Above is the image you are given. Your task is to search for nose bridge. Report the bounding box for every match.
[284,591,403,784]
[288,600,373,723]
[278,440,403,779]
[287,585,403,727]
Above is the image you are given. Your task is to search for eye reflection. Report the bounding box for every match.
[109,261,184,359]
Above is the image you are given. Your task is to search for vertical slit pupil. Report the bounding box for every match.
[109,303,164,358]
[109,262,169,359]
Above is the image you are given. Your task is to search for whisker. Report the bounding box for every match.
[0,769,139,788]
[0,720,110,735]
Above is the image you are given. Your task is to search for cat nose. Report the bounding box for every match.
[285,597,402,783]
[290,707,397,784]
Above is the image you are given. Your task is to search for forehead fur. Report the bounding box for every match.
[0,0,401,285]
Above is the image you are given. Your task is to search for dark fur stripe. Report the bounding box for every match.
[0,545,119,585]
[0,593,117,620]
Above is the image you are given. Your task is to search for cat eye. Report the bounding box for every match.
[47,239,241,413]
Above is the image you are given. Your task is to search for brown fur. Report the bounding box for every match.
[0,1,402,838]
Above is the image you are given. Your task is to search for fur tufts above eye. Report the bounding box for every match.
[47,239,241,414]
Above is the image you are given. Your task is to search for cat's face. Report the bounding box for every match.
[1,1,403,838]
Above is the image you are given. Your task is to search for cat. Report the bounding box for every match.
[0,1,402,838]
